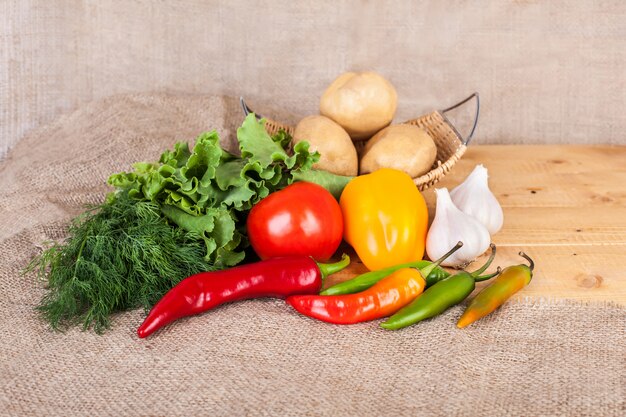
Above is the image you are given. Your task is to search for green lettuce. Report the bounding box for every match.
[107,114,326,268]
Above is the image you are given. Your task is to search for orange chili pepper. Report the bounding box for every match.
[457,252,534,328]
[287,243,462,324]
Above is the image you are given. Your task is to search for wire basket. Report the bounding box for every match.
[240,93,479,191]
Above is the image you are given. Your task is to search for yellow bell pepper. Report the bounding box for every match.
[339,168,429,271]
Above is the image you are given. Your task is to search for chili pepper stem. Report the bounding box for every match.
[474,266,502,282]
[470,244,496,277]
[419,241,463,278]
[519,252,535,271]
[317,254,350,279]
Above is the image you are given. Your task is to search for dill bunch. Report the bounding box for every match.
[26,192,214,333]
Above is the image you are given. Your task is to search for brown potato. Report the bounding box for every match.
[320,71,397,141]
[359,124,437,177]
[293,115,358,176]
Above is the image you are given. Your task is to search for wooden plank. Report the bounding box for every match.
[455,145,626,175]
[492,207,626,246]
[422,145,626,245]
[325,145,626,305]
[435,171,626,208]
[325,246,626,305]
[473,246,626,304]
[429,146,626,209]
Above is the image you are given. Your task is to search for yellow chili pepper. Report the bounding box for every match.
[339,168,429,271]
[457,252,534,328]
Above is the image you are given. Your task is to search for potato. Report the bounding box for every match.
[320,71,397,141]
[359,124,437,177]
[293,115,358,176]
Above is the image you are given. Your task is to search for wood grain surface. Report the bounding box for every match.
[324,145,626,305]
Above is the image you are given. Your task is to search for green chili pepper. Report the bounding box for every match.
[457,252,534,328]
[380,244,499,331]
[320,243,461,296]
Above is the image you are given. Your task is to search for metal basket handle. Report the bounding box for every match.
[240,97,262,119]
[441,92,480,145]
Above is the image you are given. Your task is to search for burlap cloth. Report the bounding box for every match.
[1,94,624,417]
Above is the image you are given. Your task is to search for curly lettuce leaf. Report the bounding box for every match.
[107,114,330,267]
[160,204,244,267]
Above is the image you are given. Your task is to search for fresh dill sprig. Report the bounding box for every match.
[25,192,213,333]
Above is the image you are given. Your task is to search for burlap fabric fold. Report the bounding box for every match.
[1,94,624,417]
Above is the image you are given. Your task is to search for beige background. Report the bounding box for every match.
[1,0,625,158]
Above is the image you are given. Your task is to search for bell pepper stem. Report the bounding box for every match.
[519,251,534,271]
[419,241,463,278]
[470,243,496,277]
[317,254,350,280]
[474,266,502,282]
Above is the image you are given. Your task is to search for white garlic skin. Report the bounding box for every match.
[426,188,491,267]
[450,164,504,235]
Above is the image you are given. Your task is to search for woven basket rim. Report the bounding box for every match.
[255,109,469,191]
[405,110,467,190]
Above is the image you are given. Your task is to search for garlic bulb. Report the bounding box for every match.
[426,188,491,267]
[450,164,503,234]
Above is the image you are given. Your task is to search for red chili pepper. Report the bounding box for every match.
[137,254,350,338]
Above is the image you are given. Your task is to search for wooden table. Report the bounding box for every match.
[325,145,626,305]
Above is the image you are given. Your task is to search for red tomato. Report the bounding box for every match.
[247,182,343,261]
